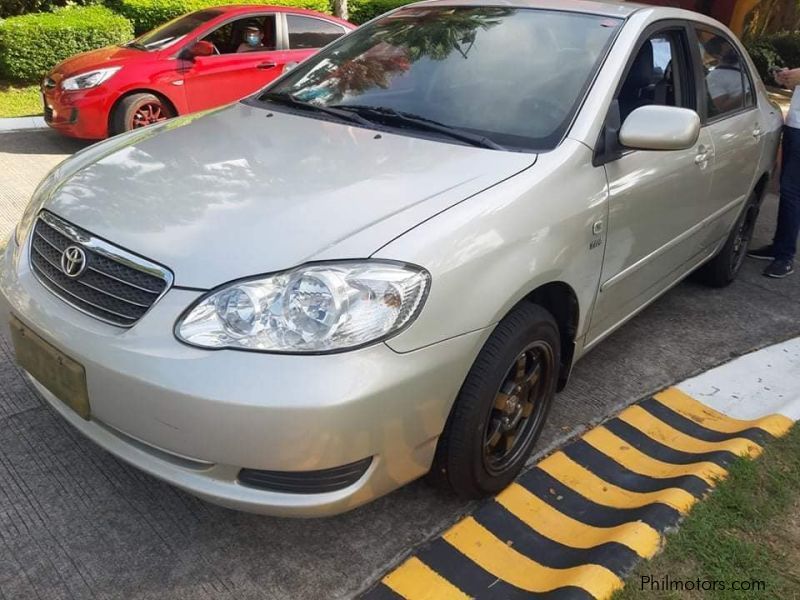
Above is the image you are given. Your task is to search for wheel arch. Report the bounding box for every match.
[107,89,180,135]
[752,171,771,206]
[520,281,580,391]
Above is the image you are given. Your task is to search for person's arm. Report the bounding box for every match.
[776,68,800,88]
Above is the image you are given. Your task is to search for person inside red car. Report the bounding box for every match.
[237,24,266,53]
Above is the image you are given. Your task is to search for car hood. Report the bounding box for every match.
[40,103,536,288]
[51,45,148,77]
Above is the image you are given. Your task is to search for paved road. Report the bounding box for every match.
[1,128,799,600]
[0,131,88,240]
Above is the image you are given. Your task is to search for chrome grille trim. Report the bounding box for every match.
[86,265,163,294]
[75,278,151,308]
[29,211,174,328]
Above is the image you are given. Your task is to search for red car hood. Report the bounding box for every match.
[50,45,148,79]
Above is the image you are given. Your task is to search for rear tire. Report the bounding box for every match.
[429,303,560,498]
[696,191,760,288]
[109,93,174,136]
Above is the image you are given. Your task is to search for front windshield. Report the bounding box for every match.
[129,9,223,51]
[258,7,621,151]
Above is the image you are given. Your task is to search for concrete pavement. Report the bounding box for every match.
[0,117,46,133]
[0,129,799,600]
[0,130,90,240]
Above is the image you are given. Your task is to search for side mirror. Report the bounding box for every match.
[619,105,700,151]
[186,40,215,59]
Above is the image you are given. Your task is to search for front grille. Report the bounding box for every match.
[29,211,172,327]
[238,458,373,494]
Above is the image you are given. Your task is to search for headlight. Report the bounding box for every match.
[176,261,430,353]
[62,67,121,91]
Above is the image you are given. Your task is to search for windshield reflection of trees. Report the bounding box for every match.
[292,8,512,105]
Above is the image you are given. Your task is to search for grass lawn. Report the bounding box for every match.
[615,425,800,599]
[0,81,42,118]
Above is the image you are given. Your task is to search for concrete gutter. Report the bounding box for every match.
[0,116,46,132]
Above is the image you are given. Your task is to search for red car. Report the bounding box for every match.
[42,5,354,139]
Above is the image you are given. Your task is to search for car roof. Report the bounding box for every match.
[208,4,355,25]
[213,4,325,11]
[400,0,647,18]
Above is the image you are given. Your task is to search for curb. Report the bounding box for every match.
[0,116,47,132]
[363,339,800,600]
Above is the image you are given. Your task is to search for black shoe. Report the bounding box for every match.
[763,259,795,279]
[747,245,775,260]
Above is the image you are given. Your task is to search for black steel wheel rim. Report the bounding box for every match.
[482,341,553,476]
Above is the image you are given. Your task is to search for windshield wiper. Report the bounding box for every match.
[260,92,374,128]
[125,41,147,50]
[331,105,505,151]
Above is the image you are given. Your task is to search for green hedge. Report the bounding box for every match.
[746,39,785,85]
[0,6,134,83]
[767,32,800,71]
[0,0,104,19]
[349,0,416,24]
[117,0,331,34]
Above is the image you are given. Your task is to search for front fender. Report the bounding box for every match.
[375,140,609,354]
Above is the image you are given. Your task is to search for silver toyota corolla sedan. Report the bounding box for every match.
[0,0,783,516]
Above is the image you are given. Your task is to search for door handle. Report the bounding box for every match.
[753,127,763,138]
[694,144,712,166]
[256,62,277,70]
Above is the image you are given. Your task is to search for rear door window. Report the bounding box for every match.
[287,15,347,49]
[695,28,753,119]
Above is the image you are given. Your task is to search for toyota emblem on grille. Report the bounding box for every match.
[61,245,87,278]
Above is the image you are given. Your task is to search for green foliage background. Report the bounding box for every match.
[746,32,800,85]
[0,6,134,82]
[116,0,330,34]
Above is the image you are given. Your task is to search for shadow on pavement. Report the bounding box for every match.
[0,129,94,155]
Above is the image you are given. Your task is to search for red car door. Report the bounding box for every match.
[182,13,287,112]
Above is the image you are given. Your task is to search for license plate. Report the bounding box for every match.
[10,317,90,420]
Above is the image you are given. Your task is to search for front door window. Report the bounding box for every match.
[617,31,686,122]
[201,15,278,55]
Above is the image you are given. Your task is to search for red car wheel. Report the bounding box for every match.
[110,93,175,136]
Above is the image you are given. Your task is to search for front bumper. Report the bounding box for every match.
[42,83,112,140]
[0,240,487,516]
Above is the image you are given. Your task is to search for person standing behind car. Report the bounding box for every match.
[748,68,800,278]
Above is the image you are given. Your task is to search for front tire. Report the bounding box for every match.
[430,303,560,498]
[696,191,760,288]
[109,93,174,136]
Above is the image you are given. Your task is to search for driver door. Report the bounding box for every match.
[587,25,715,345]
[182,14,287,112]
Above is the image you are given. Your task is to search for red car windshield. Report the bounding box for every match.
[128,9,223,51]
[259,7,621,152]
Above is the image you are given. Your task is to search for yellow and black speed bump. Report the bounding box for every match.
[362,388,794,600]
